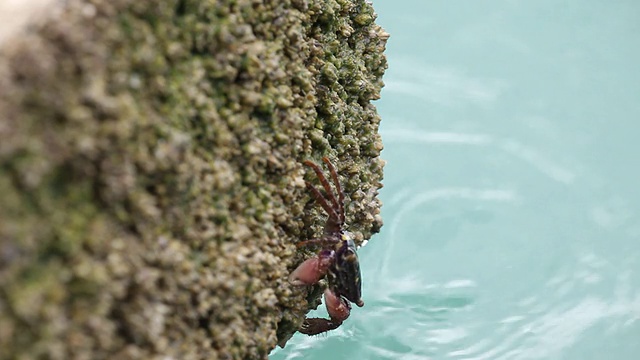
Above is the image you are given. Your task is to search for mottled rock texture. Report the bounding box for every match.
[0,0,387,359]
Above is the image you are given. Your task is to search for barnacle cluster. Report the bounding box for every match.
[0,0,387,358]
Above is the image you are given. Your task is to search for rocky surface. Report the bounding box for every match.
[0,0,387,358]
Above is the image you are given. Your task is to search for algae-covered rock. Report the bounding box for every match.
[0,0,387,358]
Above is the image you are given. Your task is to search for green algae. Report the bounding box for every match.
[0,0,387,358]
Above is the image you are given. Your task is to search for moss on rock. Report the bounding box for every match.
[0,0,387,358]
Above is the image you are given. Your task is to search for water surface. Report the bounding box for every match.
[272,1,640,359]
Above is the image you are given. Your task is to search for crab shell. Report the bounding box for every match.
[328,234,364,307]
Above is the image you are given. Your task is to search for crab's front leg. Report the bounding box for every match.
[299,288,351,335]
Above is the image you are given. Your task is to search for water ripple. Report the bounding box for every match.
[383,129,494,145]
[384,187,518,279]
[384,128,577,185]
[441,263,640,360]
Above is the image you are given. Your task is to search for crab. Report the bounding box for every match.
[289,157,364,335]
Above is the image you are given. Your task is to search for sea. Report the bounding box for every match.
[271,1,640,359]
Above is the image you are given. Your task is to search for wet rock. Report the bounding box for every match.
[0,0,387,358]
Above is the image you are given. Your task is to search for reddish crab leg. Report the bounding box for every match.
[321,157,345,225]
[303,159,345,234]
[303,159,342,219]
[295,238,337,248]
[303,180,341,227]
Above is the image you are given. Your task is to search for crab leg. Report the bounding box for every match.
[303,160,342,222]
[321,157,345,225]
[304,181,341,231]
[295,237,339,248]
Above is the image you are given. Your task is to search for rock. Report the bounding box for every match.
[0,0,387,358]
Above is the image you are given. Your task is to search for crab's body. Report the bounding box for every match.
[327,235,363,307]
[289,157,364,335]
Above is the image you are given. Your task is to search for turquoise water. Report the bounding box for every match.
[272,1,640,359]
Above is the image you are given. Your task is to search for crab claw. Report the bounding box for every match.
[323,288,351,322]
[289,251,333,286]
[298,289,351,335]
[289,257,322,285]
